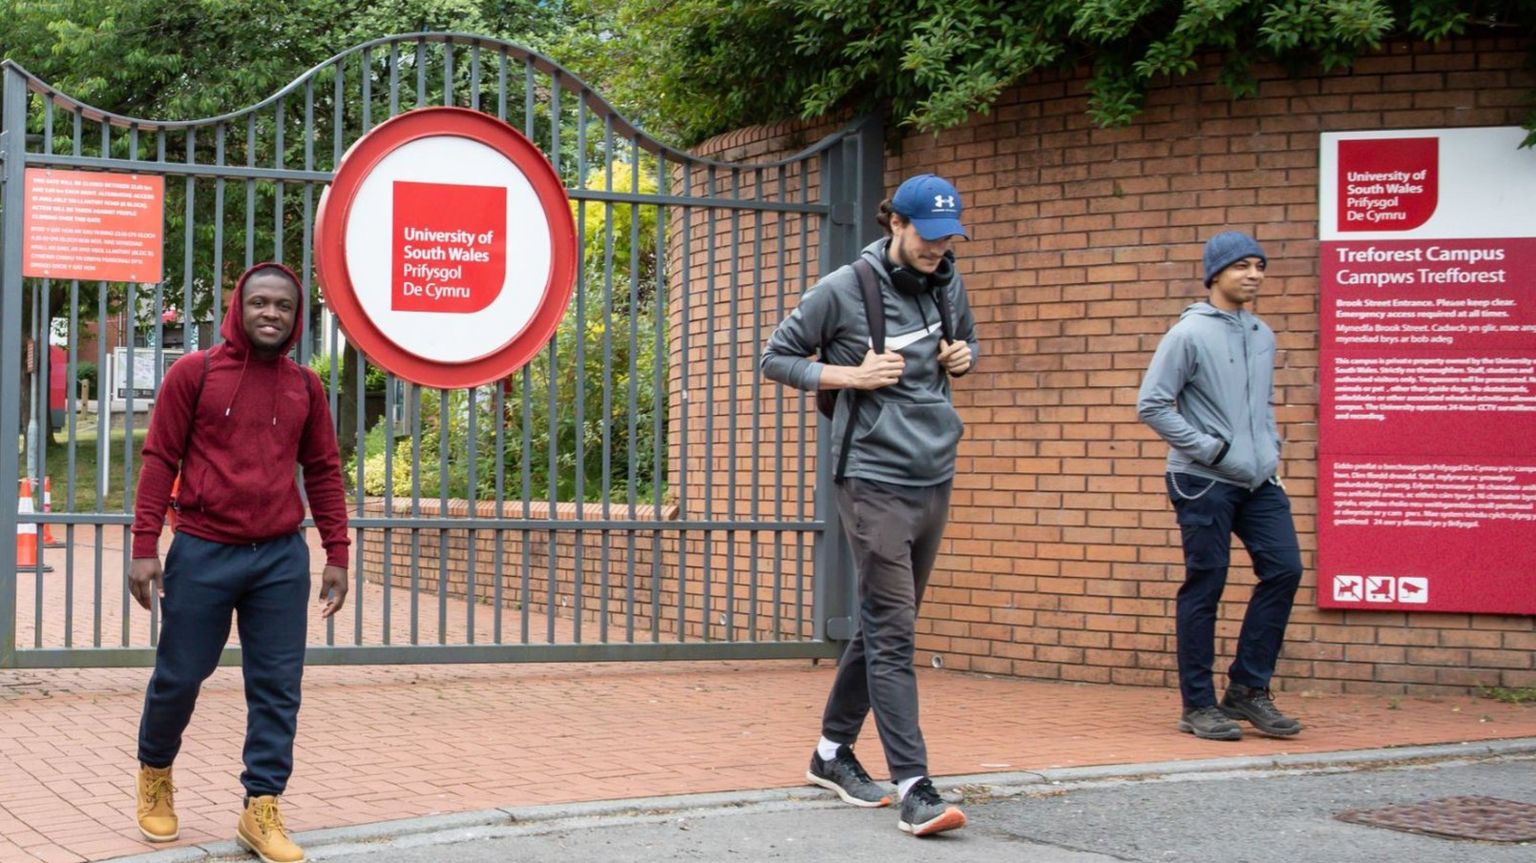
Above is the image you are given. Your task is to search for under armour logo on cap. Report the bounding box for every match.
[892,174,969,241]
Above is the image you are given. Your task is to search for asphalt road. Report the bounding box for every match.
[300,753,1535,863]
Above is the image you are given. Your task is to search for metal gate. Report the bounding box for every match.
[0,33,883,668]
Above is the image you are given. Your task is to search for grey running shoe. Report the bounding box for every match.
[1178,704,1243,740]
[1221,684,1302,737]
[897,778,966,836]
[806,744,891,807]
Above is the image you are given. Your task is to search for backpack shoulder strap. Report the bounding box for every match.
[851,258,884,353]
[836,259,885,481]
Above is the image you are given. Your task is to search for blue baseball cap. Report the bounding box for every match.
[891,174,969,240]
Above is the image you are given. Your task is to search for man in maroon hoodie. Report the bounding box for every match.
[129,262,349,863]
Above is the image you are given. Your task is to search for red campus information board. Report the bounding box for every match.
[1318,128,1536,614]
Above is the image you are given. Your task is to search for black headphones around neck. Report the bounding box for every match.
[888,264,933,297]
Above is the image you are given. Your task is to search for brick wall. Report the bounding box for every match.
[684,37,1536,695]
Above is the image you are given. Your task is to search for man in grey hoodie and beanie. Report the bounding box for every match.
[762,173,979,836]
[1137,231,1304,742]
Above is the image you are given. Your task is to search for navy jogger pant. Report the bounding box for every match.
[1166,473,1303,709]
[137,531,310,796]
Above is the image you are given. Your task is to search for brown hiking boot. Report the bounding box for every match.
[135,763,179,842]
[236,795,305,863]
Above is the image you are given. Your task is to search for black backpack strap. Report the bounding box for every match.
[835,259,883,481]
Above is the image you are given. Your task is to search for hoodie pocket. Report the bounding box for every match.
[853,400,963,479]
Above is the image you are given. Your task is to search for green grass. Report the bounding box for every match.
[35,427,147,514]
[1477,685,1536,705]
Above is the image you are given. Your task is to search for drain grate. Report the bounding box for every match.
[1337,796,1536,842]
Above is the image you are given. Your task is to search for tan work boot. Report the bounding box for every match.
[236,795,305,863]
[135,763,179,841]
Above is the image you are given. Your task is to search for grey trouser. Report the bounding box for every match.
[821,477,952,782]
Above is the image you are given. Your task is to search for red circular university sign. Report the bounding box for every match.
[315,107,577,388]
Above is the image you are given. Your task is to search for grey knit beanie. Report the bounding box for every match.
[1202,231,1267,286]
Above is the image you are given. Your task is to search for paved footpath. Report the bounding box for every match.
[4,658,1536,863]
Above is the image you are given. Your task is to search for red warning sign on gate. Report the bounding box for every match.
[315,107,577,389]
[22,169,164,283]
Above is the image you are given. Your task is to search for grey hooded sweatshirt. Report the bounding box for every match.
[761,238,980,487]
[1137,301,1282,491]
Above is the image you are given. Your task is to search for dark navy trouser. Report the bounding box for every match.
[1166,473,1303,709]
[822,478,951,782]
[138,531,310,797]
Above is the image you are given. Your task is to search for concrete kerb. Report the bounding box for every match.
[105,737,1536,862]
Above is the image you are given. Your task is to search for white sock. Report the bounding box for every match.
[816,737,842,761]
[898,775,925,800]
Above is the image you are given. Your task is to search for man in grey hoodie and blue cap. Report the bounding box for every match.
[1137,231,1305,742]
[762,173,979,836]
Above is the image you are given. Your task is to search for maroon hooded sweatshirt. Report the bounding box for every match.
[131,263,350,568]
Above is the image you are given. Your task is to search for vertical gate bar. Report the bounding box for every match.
[66,278,81,648]
[382,379,396,645]
[572,93,587,645]
[442,41,454,107]
[245,115,256,266]
[121,122,139,650]
[466,386,478,644]
[727,168,742,642]
[274,97,285,263]
[797,158,811,637]
[652,149,666,643]
[361,48,373,133]
[213,124,226,332]
[35,107,55,650]
[0,67,24,666]
[436,389,448,644]
[64,107,84,649]
[625,136,641,644]
[183,130,197,348]
[350,53,367,647]
[353,346,366,646]
[94,274,108,647]
[772,163,787,638]
[749,165,765,640]
[389,42,400,118]
[599,114,615,644]
[497,52,507,121]
[545,71,562,647]
[674,159,691,643]
[492,382,505,644]
[703,164,718,642]
[522,56,535,646]
[31,279,45,647]
[409,386,421,645]
[469,44,481,112]
[415,41,426,110]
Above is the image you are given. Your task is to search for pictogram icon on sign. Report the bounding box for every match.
[1332,575,1363,603]
[1365,576,1396,603]
[1397,577,1429,604]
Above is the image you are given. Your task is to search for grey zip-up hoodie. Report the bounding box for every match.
[761,238,980,486]
[1137,301,1281,491]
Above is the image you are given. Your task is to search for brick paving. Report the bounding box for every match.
[5,537,1536,862]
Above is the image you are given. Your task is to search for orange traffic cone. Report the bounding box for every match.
[16,478,53,572]
[42,476,63,548]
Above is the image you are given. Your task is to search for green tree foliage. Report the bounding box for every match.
[551,0,1536,146]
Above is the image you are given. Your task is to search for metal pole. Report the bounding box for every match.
[1,65,31,667]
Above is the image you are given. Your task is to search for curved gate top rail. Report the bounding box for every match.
[1,31,865,173]
[0,32,883,669]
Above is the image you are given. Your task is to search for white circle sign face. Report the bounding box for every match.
[343,136,551,363]
[315,107,577,389]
